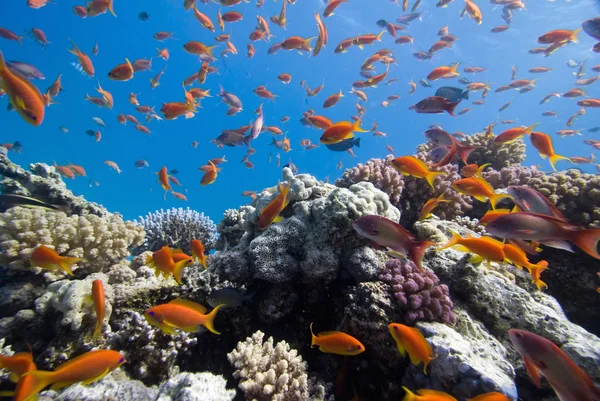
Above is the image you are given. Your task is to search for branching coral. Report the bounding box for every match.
[227,330,312,401]
[136,208,218,254]
[0,207,144,275]
[379,259,456,325]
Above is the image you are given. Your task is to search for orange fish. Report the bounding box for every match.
[280,36,316,52]
[390,156,444,189]
[529,132,571,171]
[192,3,215,31]
[258,181,291,230]
[478,209,512,226]
[145,298,224,335]
[67,39,94,77]
[463,0,482,24]
[508,329,600,401]
[91,279,105,342]
[439,231,505,265]
[183,41,217,57]
[95,82,113,109]
[156,47,169,60]
[310,323,365,356]
[418,193,451,220]
[452,177,511,209]
[157,166,172,200]
[493,123,539,145]
[537,28,581,44]
[388,324,437,374]
[324,0,347,17]
[460,163,490,178]
[200,161,219,186]
[107,58,134,81]
[320,119,367,144]
[503,243,548,290]
[427,62,461,81]
[0,51,45,126]
[30,244,83,275]
[22,350,124,400]
[323,89,344,108]
[146,246,191,285]
[307,115,333,129]
[46,74,64,97]
[191,239,208,269]
[402,388,458,401]
[104,160,121,173]
[0,352,36,383]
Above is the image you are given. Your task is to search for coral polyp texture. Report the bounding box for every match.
[0,206,144,274]
[136,207,219,254]
[379,258,457,325]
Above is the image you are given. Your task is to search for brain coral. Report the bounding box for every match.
[379,258,457,325]
[136,207,218,254]
[0,207,144,275]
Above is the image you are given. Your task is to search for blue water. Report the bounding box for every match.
[1,0,598,222]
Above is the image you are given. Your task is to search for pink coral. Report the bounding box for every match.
[337,157,404,205]
[379,258,456,325]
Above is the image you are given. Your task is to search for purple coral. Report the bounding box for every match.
[379,258,456,325]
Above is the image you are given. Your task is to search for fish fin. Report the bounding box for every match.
[351,119,369,133]
[455,144,480,164]
[310,322,318,347]
[447,101,459,116]
[407,351,423,368]
[439,231,461,250]
[358,44,364,50]
[401,387,417,401]
[180,325,201,333]
[489,193,512,210]
[160,323,178,335]
[407,240,435,271]
[539,239,574,253]
[50,381,74,390]
[524,122,540,134]
[474,195,488,203]
[425,171,444,189]
[570,27,581,43]
[0,391,15,397]
[417,390,455,400]
[93,321,103,343]
[172,258,190,285]
[22,370,56,400]
[468,254,484,264]
[58,257,84,276]
[81,367,110,385]
[571,228,600,260]
[169,298,208,314]
[273,215,284,223]
[0,51,5,74]
[203,304,224,335]
[523,357,542,388]
[548,154,571,171]
[8,372,19,383]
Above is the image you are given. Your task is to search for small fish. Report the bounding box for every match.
[0,54,45,126]
[435,86,469,102]
[89,180,100,187]
[207,287,252,308]
[191,239,208,269]
[90,279,105,342]
[325,137,360,152]
[486,212,600,260]
[391,156,444,188]
[139,12,150,21]
[493,123,539,145]
[145,298,223,335]
[412,96,459,116]
[439,231,506,265]
[0,194,59,212]
[503,244,548,291]
[92,117,109,128]
[402,388,457,401]
[310,323,365,356]
[388,324,437,374]
[108,58,134,81]
[352,215,435,271]
[23,350,125,401]
[104,160,121,174]
[320,119,367,145]
[67,38,94,77]
[30,244,83,275]
[258,181,291,230]
[453,177,511,209]
[530,132,571,171]
[506,186,566,220]
[418,193,450,220]
[508,329,600,401]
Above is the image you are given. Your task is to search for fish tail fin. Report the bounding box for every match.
[455,143,480,164]
[0,50,5,73]
[67,38,79,55]
[572,228,600,260]
[207,45,217,58]
[203,304,224,335]
[475,163,491,176]
[401,386,417,401]
[425,171,444,188]
[439,231,461,250]
[304,36,317,49]
[447,101,459,116]
[376,31,385,41]
[172,259,190,285]
[58,257,83,276]
[408,240,435,271]
[570,27,582,43]
[489,193,512,210]
[16,35,24,46]
[107,0,116,16]
[549,153,571,171]
[310,322,318,347]
[524,122,540,134]
[22,370,56,400]
[351,119,368,133]
[451,61,462,74]
[93,321,103,343]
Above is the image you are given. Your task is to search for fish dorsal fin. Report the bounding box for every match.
[169,298,207,314]
[316,330,344,337]
[523,357,542,388]
[417,389,457,401]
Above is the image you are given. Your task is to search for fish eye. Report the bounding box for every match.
[356,345,363,349]
[513,331,523,338]
[118,357,125,363]
[149,311,155,316]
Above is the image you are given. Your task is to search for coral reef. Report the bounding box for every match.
[459,131,527,170]
[336,157,405,205]
[136,207,218,254]
[0,148,108,216]
[227,330,325,401]
[379,259,456,325]
[0,206,144,275]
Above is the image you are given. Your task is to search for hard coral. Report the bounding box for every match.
[227,330,315,401]
[336,157,405,205]
[136,207,218,254]
[459,131,526,170]
[0,207,144,275]
[379,259,456,325]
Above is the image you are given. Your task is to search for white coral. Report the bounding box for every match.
[0,207,145,274]
[227,330,309,401]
